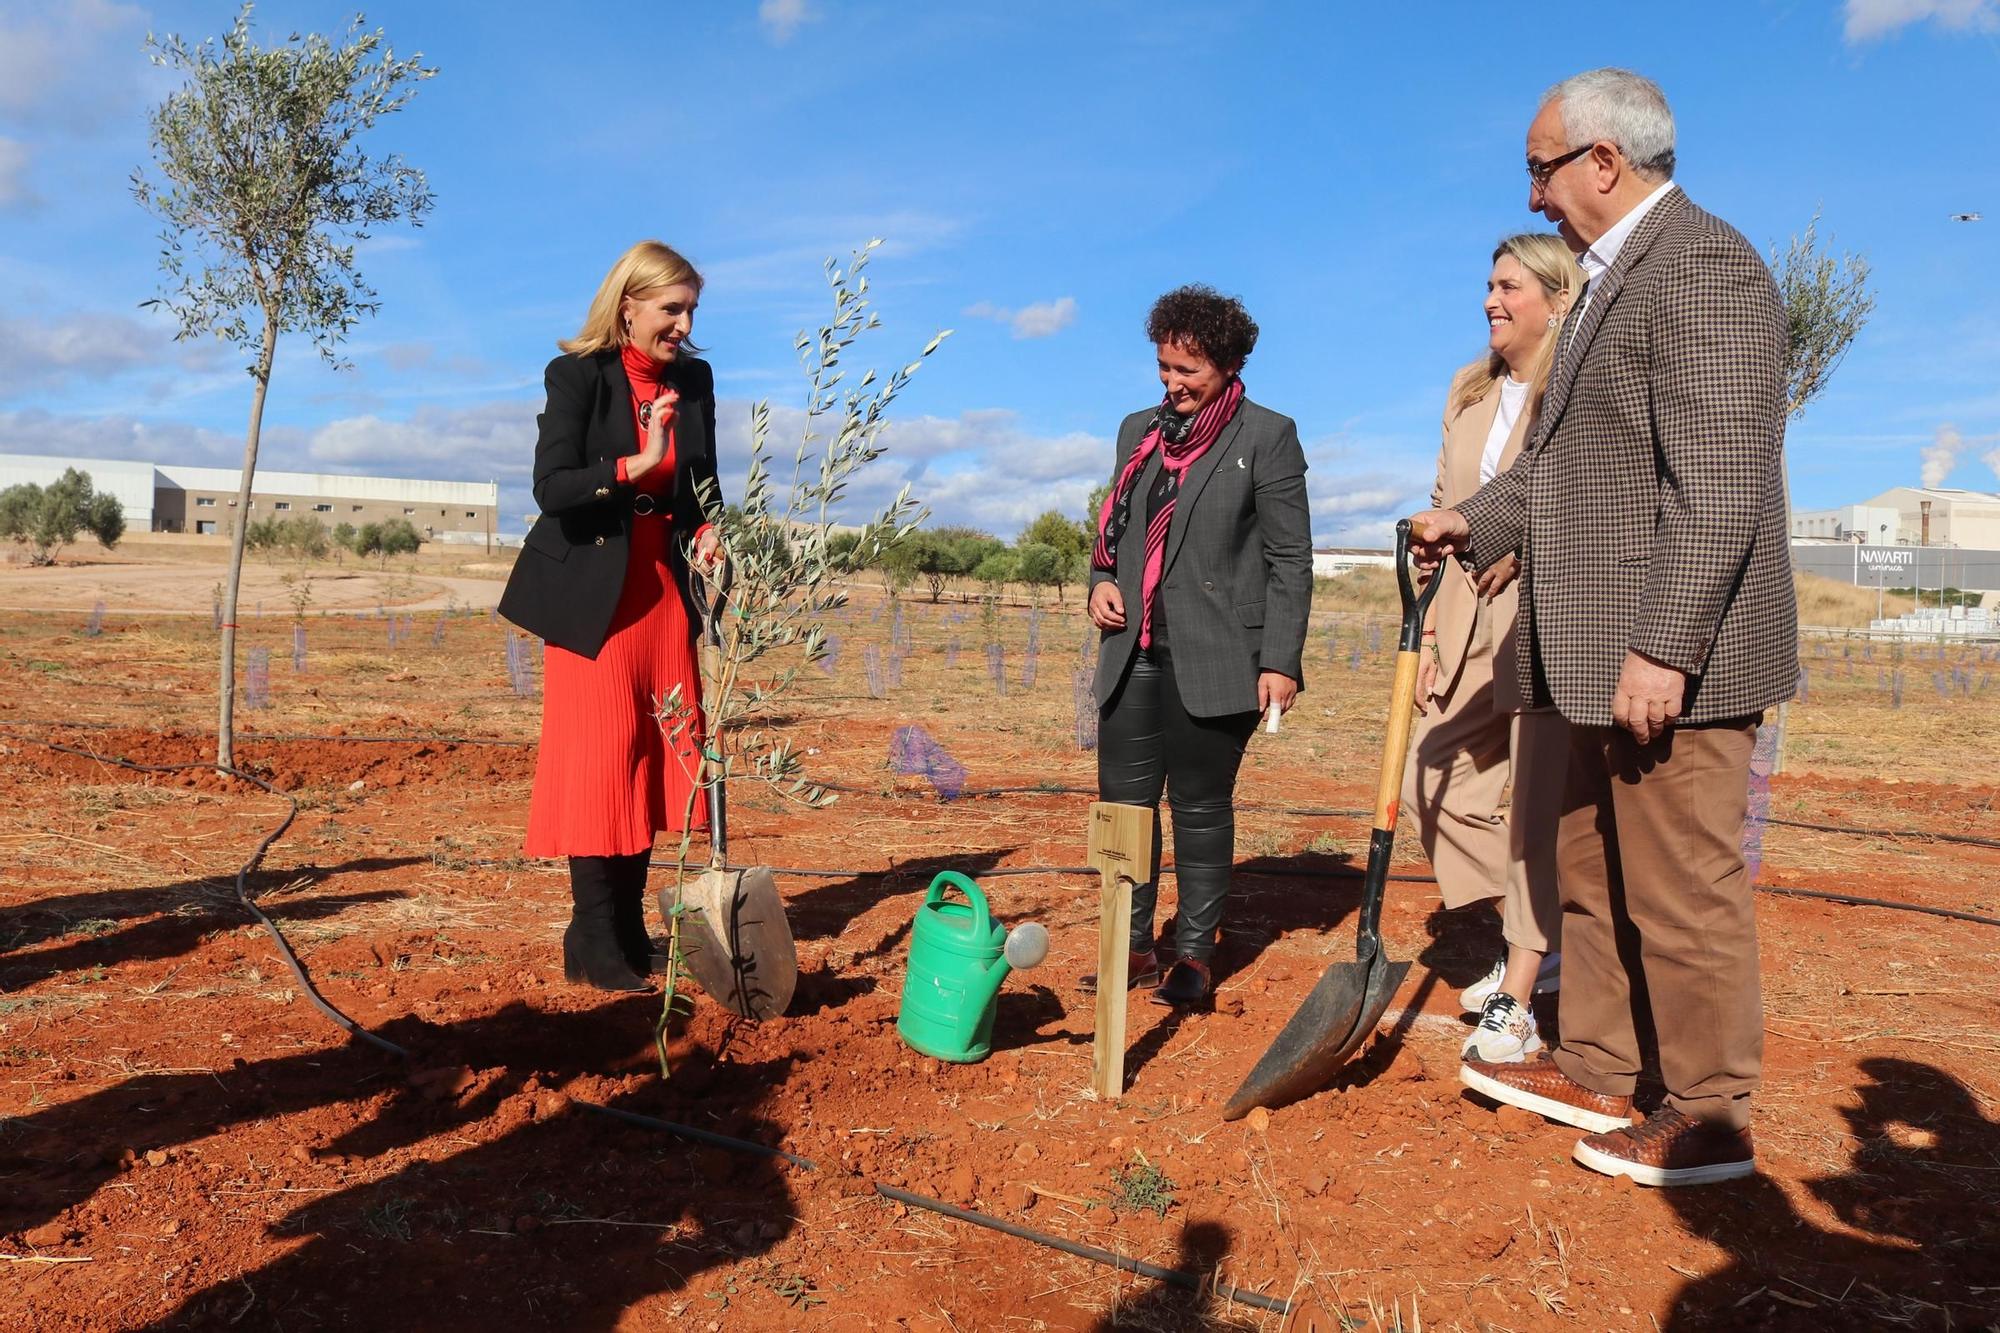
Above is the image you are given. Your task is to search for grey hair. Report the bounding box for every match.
[1542,68,1676,181]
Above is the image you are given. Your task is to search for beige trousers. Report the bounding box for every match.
[1401,670,1565,954]
[1552,719,1762,1130]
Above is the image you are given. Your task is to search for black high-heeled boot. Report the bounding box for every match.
[564,856,650,992]
[610,852,656,977]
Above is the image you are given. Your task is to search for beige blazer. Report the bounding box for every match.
[1426,373,1533,715]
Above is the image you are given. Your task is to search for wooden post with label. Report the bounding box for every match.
[1086,801,1155,1100]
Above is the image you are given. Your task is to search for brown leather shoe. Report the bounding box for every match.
[1149,957,1213,1009]
[1573,1106,1755,1186]
[1081,950,1161,993]
[1459,1053,1635,1133]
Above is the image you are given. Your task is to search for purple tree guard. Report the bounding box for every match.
[945,638,960,668]
[889,724,967,800]
[293,623,306,672]
[432,618,446,646]
[1741,716,1779,883]
[1073,665,1098,751]
[212,601,222,631]
[1934,670,1949,699]
[1368,622,1382,651]
[821,633,841,675]
[1892,669,1903,709]
[1795,665,1809,705]
[864,644,884,698]
[987,642,1007,696]
[86,601,105,637]
[245,648,270,710]
[886,647,904,690]
[1350,646,1363,671]
[1020,642,1038,689]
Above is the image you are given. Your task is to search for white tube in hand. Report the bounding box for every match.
[1265,701,1281,734]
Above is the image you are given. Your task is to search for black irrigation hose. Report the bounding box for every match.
[17,718,2000,851]
[1763,815,2000,852]
[574,1101,1293,1316]
[1754,884,2000,928]
[26,739,409,1060]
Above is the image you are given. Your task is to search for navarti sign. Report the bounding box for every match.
[1790,541,2000,591]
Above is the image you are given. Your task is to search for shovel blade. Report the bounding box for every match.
[664,866,798,1021]
[1221,953,1411,1120]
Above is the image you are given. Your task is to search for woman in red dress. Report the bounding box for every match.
[498,240,725,992]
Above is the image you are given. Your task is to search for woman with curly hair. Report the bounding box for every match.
[1085,285,1313,1008]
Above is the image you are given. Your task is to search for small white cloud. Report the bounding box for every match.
[0,0,148,123]
[0,137,30,211]
[0,311,220,396]
[963,296,1079,340]
[758,0,815,42]
[1844,0,1999,43]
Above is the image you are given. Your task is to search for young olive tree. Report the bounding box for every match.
[666,240,946,857]
[0,470,126,566]
[1771,209,1875,420]
[131,5,435,767]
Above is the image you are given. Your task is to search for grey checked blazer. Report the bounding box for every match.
[1091,397,1313,717]
[1456,189,1799,726]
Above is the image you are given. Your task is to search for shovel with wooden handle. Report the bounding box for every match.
[659,552,798,1020]
[1221,517,1442,1119]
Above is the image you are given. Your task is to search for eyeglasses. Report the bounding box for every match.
[1526,143,1594,189]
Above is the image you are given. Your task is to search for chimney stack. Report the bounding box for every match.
[1920,499,1933,547]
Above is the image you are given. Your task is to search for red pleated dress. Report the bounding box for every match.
[523,346,709,857]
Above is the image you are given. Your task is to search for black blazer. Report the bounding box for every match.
[498,349,720,658]
[1090,397,1313,716]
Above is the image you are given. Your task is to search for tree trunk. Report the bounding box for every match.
[217,314,279,770]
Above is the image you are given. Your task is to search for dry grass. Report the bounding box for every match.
[1795,572,1915,628]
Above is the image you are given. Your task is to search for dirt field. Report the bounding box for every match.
[3,560,1997,1331]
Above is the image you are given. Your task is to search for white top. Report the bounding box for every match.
[1480,376,1531,485]
[1576,179,1680,311]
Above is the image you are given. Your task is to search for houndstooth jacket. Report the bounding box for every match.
[1455,188,1799,727]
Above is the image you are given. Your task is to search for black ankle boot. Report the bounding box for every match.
[564,856,650,992]
[610,853,655,977]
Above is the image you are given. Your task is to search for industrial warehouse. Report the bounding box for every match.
[0,452,500,546]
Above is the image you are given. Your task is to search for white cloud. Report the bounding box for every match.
[964,296,1079,340]
[0,312,220,396]
[0,0,148,124]
[1844,0,2000,42]
[758,0,816,43]
[0,136,31,210]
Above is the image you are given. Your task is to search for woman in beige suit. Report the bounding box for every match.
[1405,232,1581,1062]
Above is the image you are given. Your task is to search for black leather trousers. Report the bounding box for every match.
[1097,646,1259,962]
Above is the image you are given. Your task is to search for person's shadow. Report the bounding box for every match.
[1089,1219,1260,1331]
[1662,1057,2000,1328]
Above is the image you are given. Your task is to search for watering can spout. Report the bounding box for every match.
[956,957,1013,1049]
[952,920,1050,1049]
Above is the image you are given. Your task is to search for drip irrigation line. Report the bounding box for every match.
[1753,884,2000,928]
[1762,815,2000,852]
[575,1101,1292,1316]
[14,717,2000,850]
[25,738,409,1060]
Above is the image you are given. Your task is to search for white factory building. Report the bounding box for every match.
[1792,486,2000,549]
[0,453,499,545]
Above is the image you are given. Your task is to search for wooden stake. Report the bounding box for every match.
[1086,801,1154,1101]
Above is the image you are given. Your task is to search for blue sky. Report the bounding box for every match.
[2,0,1996,541]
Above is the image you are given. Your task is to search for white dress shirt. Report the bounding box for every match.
[1480,376,1530,485]
[1575,179,1680,313]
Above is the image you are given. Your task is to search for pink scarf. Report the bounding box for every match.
[1090,378,1245,648]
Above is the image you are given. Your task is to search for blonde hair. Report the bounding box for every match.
[559,240,705,355]
[1448,233,1582,421]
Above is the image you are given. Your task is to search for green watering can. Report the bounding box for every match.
[897,871,1049,1063]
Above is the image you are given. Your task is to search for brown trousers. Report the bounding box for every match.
[1552,718,1762,1130]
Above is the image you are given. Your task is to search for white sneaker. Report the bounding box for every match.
[1458,952,1561,1014]
[1462,992,1543,1063]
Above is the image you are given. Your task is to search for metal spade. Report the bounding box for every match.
[1222,518,1442,1119]
[660,553,798,1020]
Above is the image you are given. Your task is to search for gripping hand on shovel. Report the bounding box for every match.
[1406,509,1471,573]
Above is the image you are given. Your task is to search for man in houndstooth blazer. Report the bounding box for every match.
[1411,68,1798,1188]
